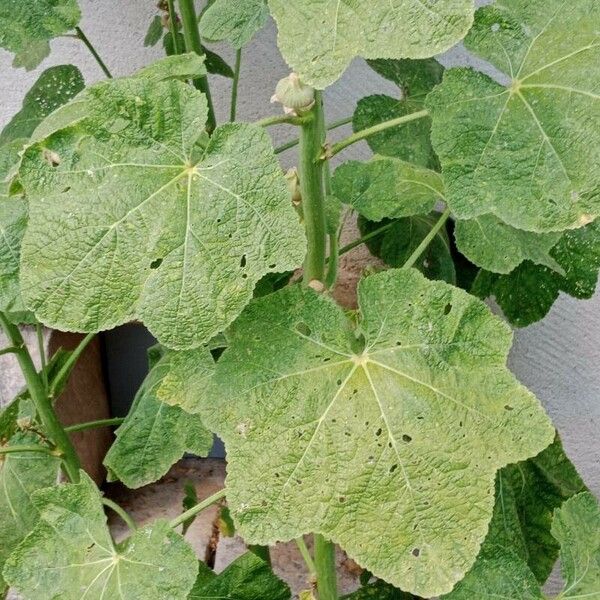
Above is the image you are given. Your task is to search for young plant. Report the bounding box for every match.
[0,0,598,599]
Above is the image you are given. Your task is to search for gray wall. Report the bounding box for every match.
[0,2,597,496]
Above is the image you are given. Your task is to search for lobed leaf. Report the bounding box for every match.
[267,0,474,89]
[0,0,81,70]
[19,73,306,349]
[196,268,554,597]
[427,0,600,232]
[353,59,444,169]
[3,473,198,599]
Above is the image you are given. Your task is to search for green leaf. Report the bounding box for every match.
[0,65,84,145]
[491,436,587,583]
[3,473,198,599]
[19,75,305,349]
[0,430,61,594]
[199,0,269,49]
[197,268,553,597]
[202,44,235,79]
[144,15,164,47]
[181,481,199,535]
[353,59,444,168]
[267,0,474,89]
[134,52,207,82]
[342,579,411,599]
[472,220,600,327]
[427,0,600,232]
[552,492,600,599]
[188,553,291,600]
[104,347,214,488]
[358,214,456,284]
[454,215,562,274]
[332,157,445,221]
[0,0,81,70]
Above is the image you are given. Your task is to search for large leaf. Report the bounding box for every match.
[427,0,600,232]
[0,0,81,70]
[353,59,444,169]
[3,473,198,599]
[104,347,214,488]
[199,0,269,49]
[19,75,305,349]
[196,268,554,597]
[552,492,600,599]
[358,214,456,284]
[454,215,563,274]
[472,220,600,327]
[0,65,84,145]
[188,553,291,600]
[267,0,474,89]
[332,157,445,221]
[342,580,411,599]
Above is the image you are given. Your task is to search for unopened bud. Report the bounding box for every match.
[271,73,315,116]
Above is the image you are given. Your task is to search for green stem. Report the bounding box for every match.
[256,114,311,128]
[300,91,327,285]
[36,323,47,391]
[48,333,96,402]
[325,110,429,159]
[0,444,58,457]
[65,417,125,434]
[166,0,182,55]
[314,534,337,600]
[102,498,137,531]
[75,27,113,79]
[170,488,226,529]
[0,313,81,482]
[0,346,19,356]
[178,0,216,133]
[274,115,352,155]
[230,48,242,122]
[337,221,397,257]
[295,537,317,581]
[402,207,451,270]
[325,233,339,289]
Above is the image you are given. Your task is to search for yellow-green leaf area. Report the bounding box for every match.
[19,75,306,349]
[199,268,554,598]
[267,0,474,89]
[427,0,600,232]
[3,473,198,599]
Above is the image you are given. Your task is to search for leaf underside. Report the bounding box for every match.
[196,268,553,597]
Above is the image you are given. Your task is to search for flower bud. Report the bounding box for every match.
[271,73,315,116]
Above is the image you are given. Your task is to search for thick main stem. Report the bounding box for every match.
[0,314,81,482]
[314,534,337,600]
[300,91,327,285]
[178,0,216,133]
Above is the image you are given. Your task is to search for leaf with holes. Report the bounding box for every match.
[267,0,474,89]
[427,0,600,232]
[199,0,269,49]
[104,346,214,488]
[472,220,600,326]
[19,74,306,349]
[0,0,81,70]
[195,268,553,597]
[454,215,563,274]
[0,65,84,145]
[3,473,198,599]
[188,553,291,600]
[332,157,445,222]
[358,213,456,284]
[354,59,444,168]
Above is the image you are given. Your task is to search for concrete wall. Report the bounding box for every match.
[0,1,597,496]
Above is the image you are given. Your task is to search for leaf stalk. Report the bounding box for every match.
[75,27,113,79]
[402,207,451,270]
[314,534,338,600]
[64,417,125,434]
[169,488,227,529]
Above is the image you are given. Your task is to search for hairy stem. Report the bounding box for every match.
[64,417,125,434]
[48,333,96,402]
[178,0,216,133]
[300,91,327,285]
[230,49,242,122]
[325,110,429,159]
[169,488,226,529]
[75,27,113,79]
[314,534,338,600]
[166,0,183,55]
[295,537,317,581]
[0,444,58,457]
[402,207,451,270]
[0,313,81,482]
[256,114,311,128]
[274,116,352,155]
[102,498,137,531]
